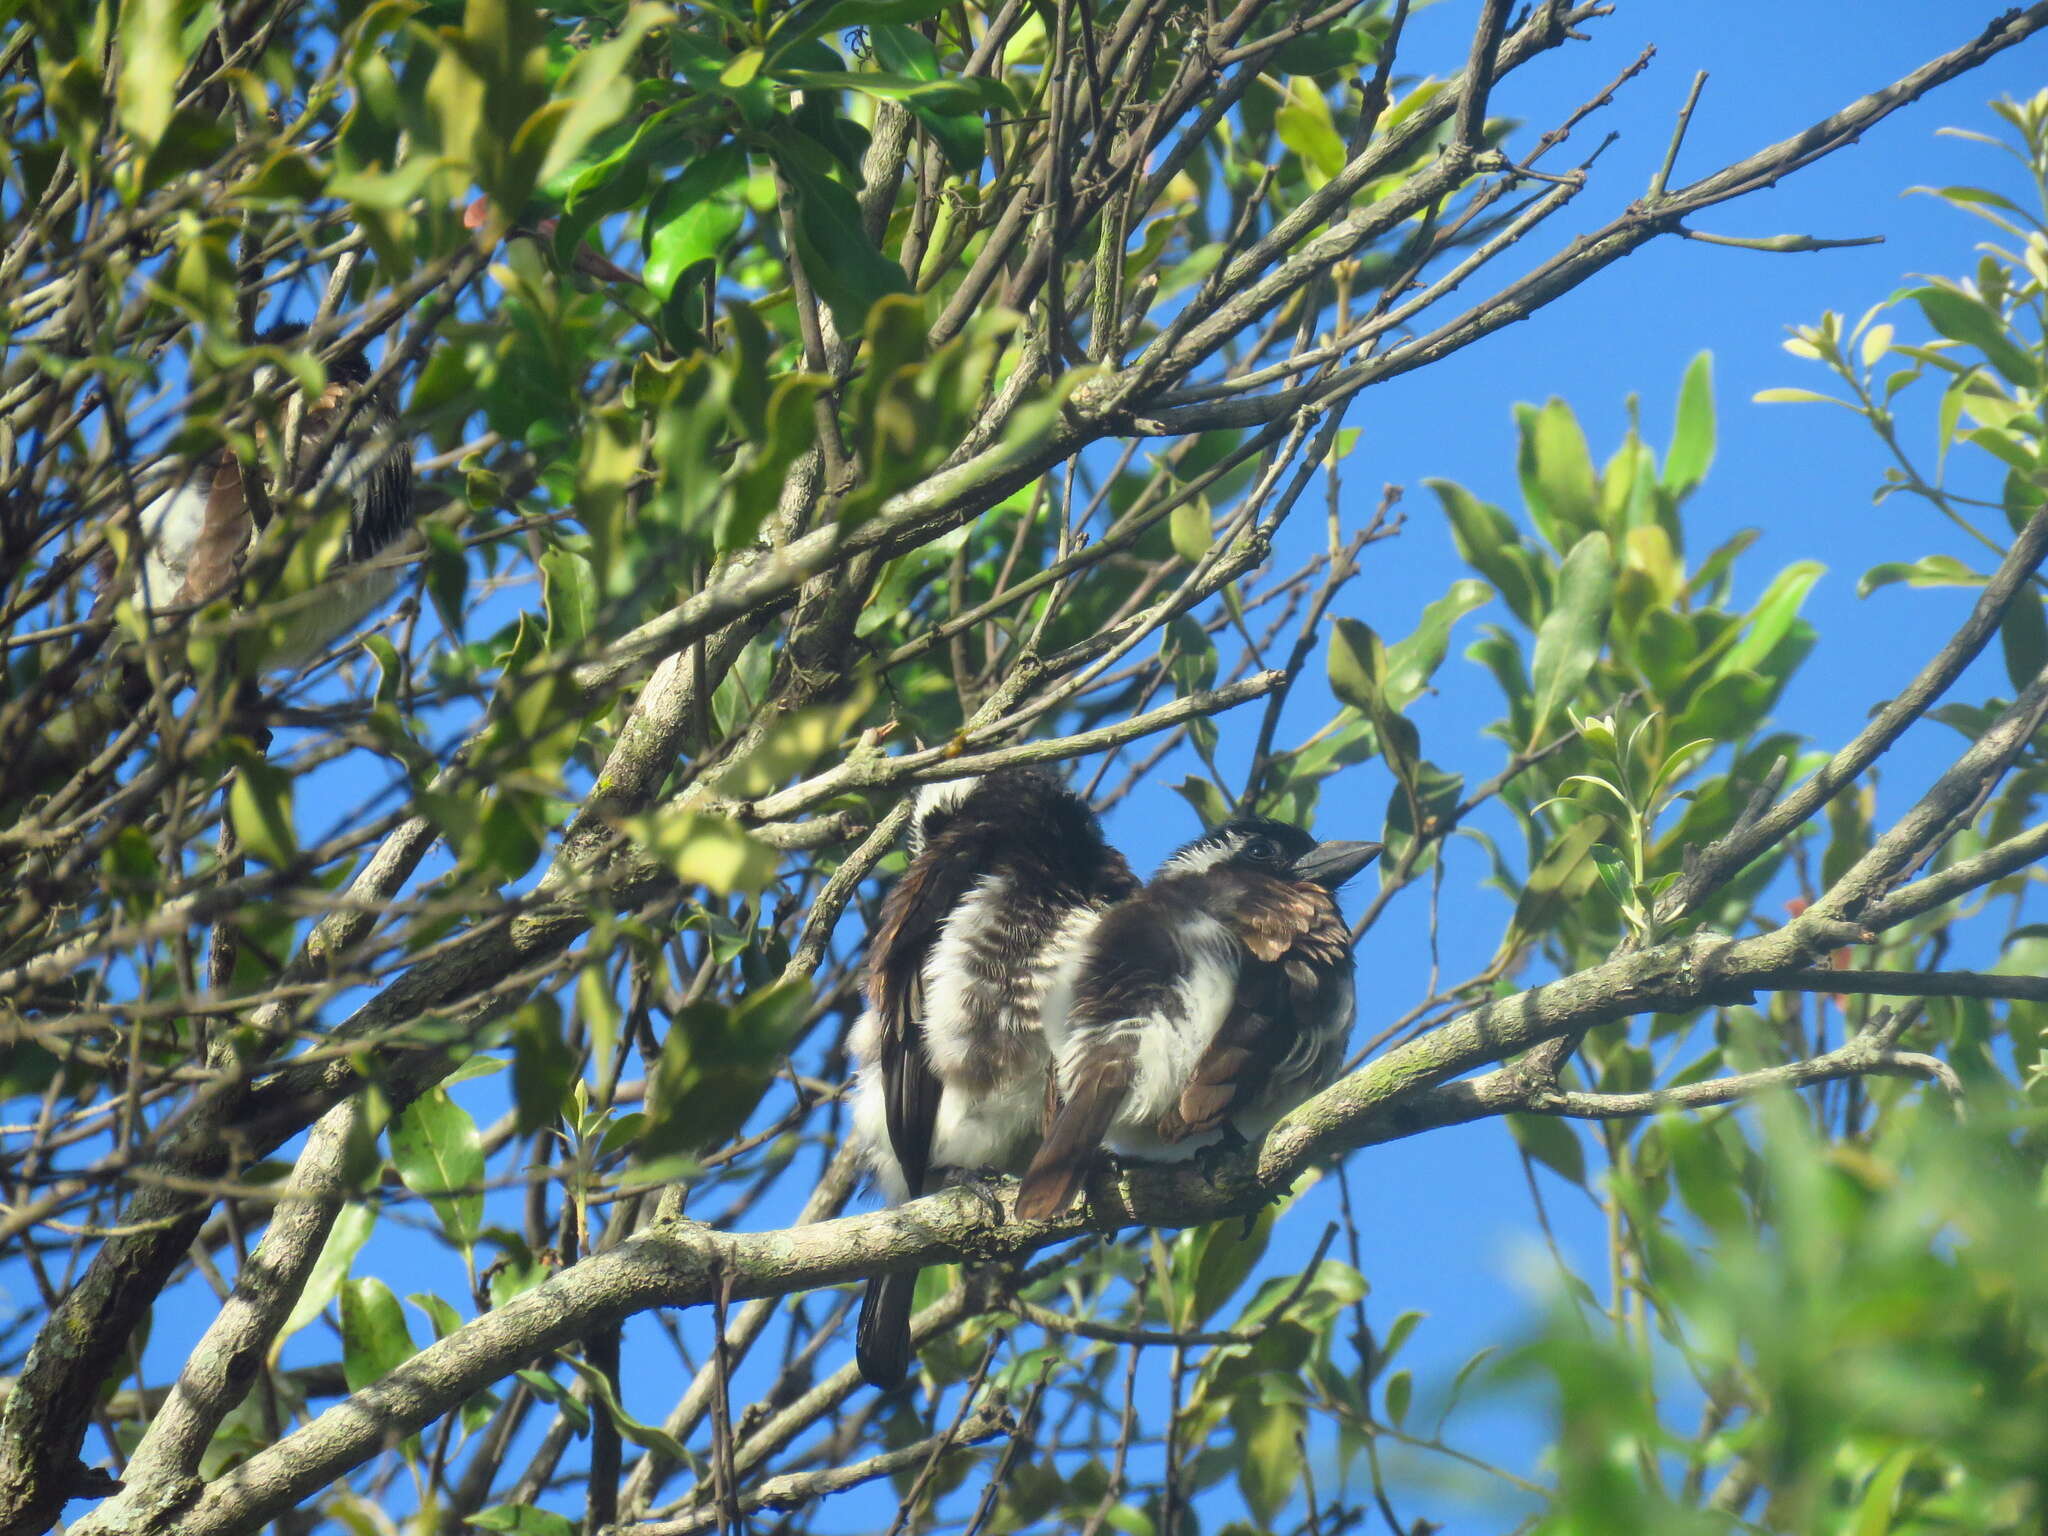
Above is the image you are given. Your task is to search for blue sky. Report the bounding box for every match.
[38,5,2048,1532]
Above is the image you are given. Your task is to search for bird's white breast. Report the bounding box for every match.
[134,474,211,612]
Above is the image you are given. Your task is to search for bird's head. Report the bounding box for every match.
[1164,817,1382,890]
[904,769,1134,896]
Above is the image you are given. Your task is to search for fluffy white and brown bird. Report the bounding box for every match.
[126,324,413,669]
[849,767,1137,1387]
[1016,818,1379,1220]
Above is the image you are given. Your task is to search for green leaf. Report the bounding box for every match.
[1502,815,1610,956]
[540,547,597,650]
[1662,351,1715,500]
[1687,526,1760,605]
[469,1506,576,1536]
[645,199,745,301]
[1515,399,1600,554]
[276,1202,376,1353]
[511,997,574,1136]
[1380,759,1463,875]
[1328,618,1420,789]
[535,3,679,190]
[1848,1448,1919,1536]
[340,1276,418,1391]
[1857,553,1982,598]
[228,752,298,868]
[1170,499,1212,563]
[1716,560,1824,680]
[621,809,775,895]
[1235,1397,1305,1525]
[1377,1311,1423,1376]
[770,124,912,336]
[1267,24,1378,77]
[390,1088,485,1249]
[1326,617,1384,715]
[1383,579,1492,710]
[716,685,874,798]
[1188,1202,1278,1326]
[554,1351,695,1463]
[513,1368,590,1432]
[1509,1114,1586,1186]
[423,520,470,638]
[114,0,183,148]
[1430,479,1547,627]
[868,24,986,173]
[409,1292,466,1341]
[1751,386,1854,407]
[1527,532,1614,742]
[642,145,749,299]
[2001,591,2048,692]
[1274,80,1345,180]
[1915,283,2041,387]
[1658,1114,1746,1235]
[774,68,1012,114]
[643,983,810,1155]
[1590,844,1637,908]
[1172,775,1233,829]
[1384,1368,1412,1428]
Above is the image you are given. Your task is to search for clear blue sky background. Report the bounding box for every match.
[73,5,2048,1532]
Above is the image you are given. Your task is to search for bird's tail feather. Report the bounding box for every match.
[1017,1054,1131,1220]
[857,1271,917,1388]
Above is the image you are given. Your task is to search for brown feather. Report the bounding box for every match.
[1164,876,1350,1142]
[1017,1053,1132,1219]
[173,454,255,608]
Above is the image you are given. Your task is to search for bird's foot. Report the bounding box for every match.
[1191,1126,1250,1187]
[941,1166,1010,1224]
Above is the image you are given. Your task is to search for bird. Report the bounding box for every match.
[848,767,1138,1387]
[124,322,414,672]
[4,326,414,805]
[1015,817,1381,1221]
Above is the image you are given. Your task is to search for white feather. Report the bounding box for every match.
[906,777,980,853]
[1046,909,1244,1162]
[1159,830,1248,877]
[918,874,1012,1082]
[135,474,210,613]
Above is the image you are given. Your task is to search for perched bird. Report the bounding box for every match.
[4,327,414,806]
[126,323,414,669]
[1016,817,1380,1220]
[849,768,1137,1387]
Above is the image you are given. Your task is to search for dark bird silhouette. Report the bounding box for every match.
[1016,818,1379,1220]
[849,768,1136,1386]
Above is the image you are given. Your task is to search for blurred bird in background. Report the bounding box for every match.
[850,767,1137,1387]
[123,323,414,670]
[2,325,415,815]
[1017,818,1379,1220]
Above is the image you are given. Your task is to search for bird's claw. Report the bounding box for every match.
[946,1167,1009,1224]
[1192,1126,1250,1187]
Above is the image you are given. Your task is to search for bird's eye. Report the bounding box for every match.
[1244,836,1278,863]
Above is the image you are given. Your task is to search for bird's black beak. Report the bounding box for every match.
[1291,839,1382,889]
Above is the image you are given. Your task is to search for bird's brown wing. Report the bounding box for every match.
[169,380,354,610]
[1168,880,1344,1140]
[1016,1049,1133,1220]
[173,453,257,608]
[868,849,990,1200]
[1015,897,1185,1218]
[1164,957,1286,1141]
